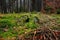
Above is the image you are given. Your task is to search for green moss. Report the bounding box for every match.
[0,13,60,38]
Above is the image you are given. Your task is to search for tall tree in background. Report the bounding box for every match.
[0,0,44,13]
[15,0,18,13]
[0,0,2,13]
[0,0,7,13]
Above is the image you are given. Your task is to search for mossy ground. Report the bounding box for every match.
[0,12,60,39]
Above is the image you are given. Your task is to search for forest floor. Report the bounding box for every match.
[0,12,60,40]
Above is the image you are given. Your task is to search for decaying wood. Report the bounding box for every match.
[19,27,60,40]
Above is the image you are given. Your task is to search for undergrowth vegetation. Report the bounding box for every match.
[0,12,60,39]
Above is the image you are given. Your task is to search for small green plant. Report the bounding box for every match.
[25,21,37,29]
[0,31,17,38]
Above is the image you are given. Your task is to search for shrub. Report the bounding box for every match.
[56,8,60,14]
[45,6,52,13]
[0,19,15,28]
[16,15,30,26]
[31,11,37,14]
